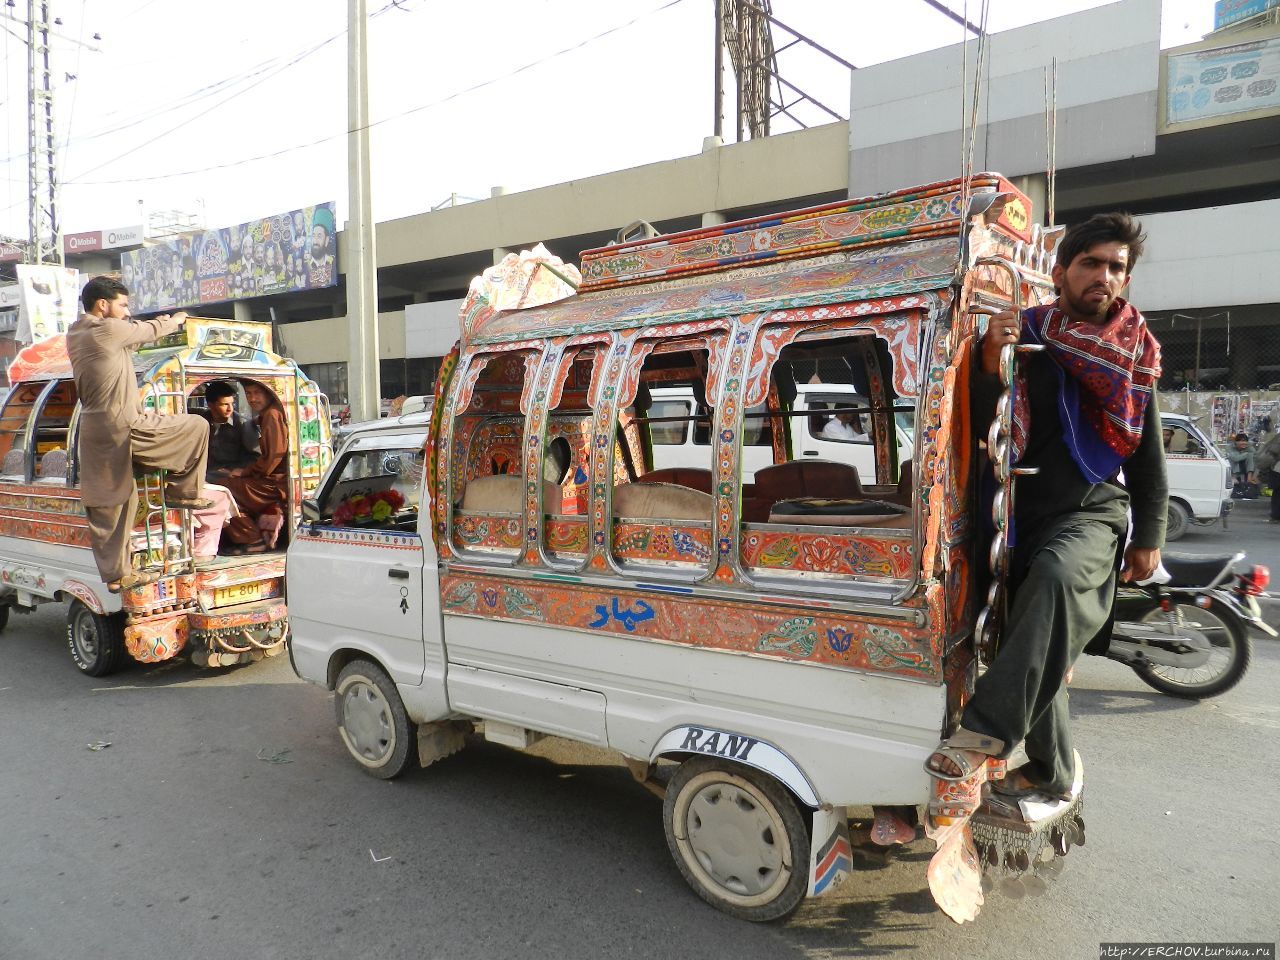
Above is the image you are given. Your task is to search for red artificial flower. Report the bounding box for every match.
[332,488,406,526]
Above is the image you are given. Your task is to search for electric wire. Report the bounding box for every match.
[0,1,395,167]
[61,2,406,187]
[66,0,688,188]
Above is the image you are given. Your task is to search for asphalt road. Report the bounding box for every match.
[2,533,1279,958]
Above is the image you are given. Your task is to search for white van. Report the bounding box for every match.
[1160,412,1231,541]
[648,385,913,482]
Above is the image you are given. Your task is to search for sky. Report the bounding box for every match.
[0,0,1217,240]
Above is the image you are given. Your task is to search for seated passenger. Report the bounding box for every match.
[821,411,868,442]
[204,380,259,482]
[220,382,287,553]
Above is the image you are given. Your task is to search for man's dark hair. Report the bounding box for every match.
[80,275,128,312]
[204,381,238,403]
[1057,212,1146,275]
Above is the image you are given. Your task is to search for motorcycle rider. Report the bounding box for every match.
[924,213,1169,801]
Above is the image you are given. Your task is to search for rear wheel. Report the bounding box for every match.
[0,604,9,632]
[334,659,417,779]
[663,756,809,922]
[1165,501,1190,542]
[66,601,126,677]
[1134,600,1251,699]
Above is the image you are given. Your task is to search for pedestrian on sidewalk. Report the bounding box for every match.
[1255,430,1280,522]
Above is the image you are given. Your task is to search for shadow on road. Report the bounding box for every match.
[1068,683,1204,716]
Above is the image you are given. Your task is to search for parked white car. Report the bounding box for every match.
[1161,412,1231,541]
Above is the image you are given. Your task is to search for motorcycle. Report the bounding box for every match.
[1098,551,1271,699]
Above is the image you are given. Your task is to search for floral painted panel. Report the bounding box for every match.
[740,528,915,580]
[576,176,1018,291]
[472,240,959,345]
[613,522,714,565]
[439,572,941,682]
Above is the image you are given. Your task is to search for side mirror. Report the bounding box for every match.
[301,498,322,522]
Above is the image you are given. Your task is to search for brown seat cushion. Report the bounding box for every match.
[637,467,714,494]
[613,482,712,521]
[460,474,560,514]
[754,460,863,506]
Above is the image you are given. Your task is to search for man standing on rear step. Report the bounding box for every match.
[924,213,1168,803]
[68,276,213,594]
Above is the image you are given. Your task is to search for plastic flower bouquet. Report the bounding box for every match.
[332,488,406,527]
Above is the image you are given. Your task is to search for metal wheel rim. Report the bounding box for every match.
[1142,604,1234,688]
[673,771,793,907]
[338,678,396,765]
[71,610,100,663]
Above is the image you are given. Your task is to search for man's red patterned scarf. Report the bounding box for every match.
[1011,298,1161,483]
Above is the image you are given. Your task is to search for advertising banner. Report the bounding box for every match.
[120,202,337,313]
[0,238,23,263]
[63,230,102,254]
[1167,38,1280,124]
[1214,0,1279,30]
[14,263,80,344]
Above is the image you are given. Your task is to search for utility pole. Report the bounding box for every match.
[346,0,380,421]
[27,0,61,265]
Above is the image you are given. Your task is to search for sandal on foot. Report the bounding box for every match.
[107,571,159,594]
[925,745,991,782]
[991,777,1071,803]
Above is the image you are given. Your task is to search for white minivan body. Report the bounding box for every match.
[648,385,913,482]
[1160,413,1231,541]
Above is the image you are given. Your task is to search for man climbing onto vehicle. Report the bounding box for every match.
[925,213,1168,802]
[68,276,212,593]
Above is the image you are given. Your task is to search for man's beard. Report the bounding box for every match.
[1062,287,1113,321]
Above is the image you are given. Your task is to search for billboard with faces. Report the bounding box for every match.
[120,201,337,313]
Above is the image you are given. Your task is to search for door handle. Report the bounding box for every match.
[388,568,410,580]
[802,450,818,456]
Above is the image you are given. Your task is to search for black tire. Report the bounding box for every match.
[66,600,127,677]
[0,604,9,632]
[1134,599,1252,699]
[334,659,417,779]
[663,756,810,922]
[1165,500,1190,542]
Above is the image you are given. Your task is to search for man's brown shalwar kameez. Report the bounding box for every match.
[67,312,210,583]
[222,404,288,545]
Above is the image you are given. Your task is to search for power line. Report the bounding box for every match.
[63,0,406,186]
[0,5,375,168]
[66,0,687,188]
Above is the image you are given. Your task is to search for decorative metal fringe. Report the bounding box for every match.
[970,792,1085,899]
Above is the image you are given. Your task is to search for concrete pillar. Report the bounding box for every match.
[232,301,253,324]
[345,0,381,421]
[1228,330,1259,390]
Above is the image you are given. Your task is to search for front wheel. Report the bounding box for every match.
[334,659,418,779]
[1134,599,1251,699]
[663,756,810,922]
[66,601,126,677]
[1165,500,1190,542]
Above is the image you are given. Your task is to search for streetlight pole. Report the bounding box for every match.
[346,0,380,421]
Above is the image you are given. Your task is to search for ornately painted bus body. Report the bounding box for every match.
[289,174,1077,922]
[0,318,331,674]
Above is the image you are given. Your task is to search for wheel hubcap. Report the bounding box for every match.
[340,680,394,763]
[681,778,788,900]
[73,613,99,661]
